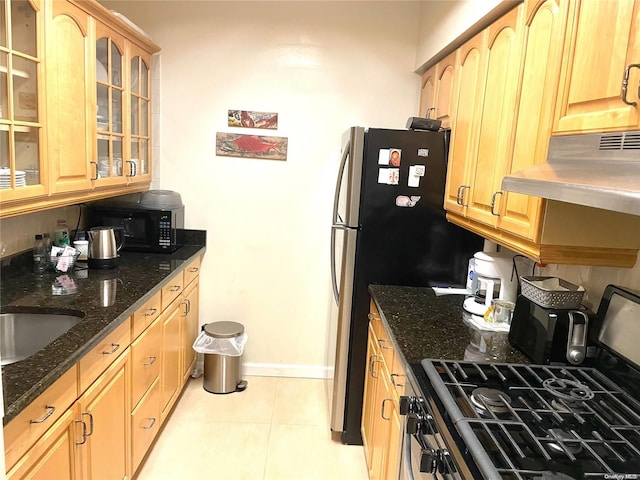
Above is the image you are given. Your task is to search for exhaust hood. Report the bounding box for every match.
[501,131,640,216]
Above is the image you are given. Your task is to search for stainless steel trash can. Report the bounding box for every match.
[202,321,247,394]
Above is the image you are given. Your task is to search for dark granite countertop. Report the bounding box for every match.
[1,232,206,425]
[368,284,530,369]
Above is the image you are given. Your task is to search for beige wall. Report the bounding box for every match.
[100,0,423,378]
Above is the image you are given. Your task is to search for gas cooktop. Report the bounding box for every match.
[421,359,640,479]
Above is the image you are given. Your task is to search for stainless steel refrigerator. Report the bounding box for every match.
[330,126,483,444]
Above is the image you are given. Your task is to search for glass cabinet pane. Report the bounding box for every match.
[113,138,122,176]
[112,88,122,133]
[97,135,110,178]
[0,52,7,119]
[131,57,139,94]
[96,38,108,82]
[12,56,37,122]
[15,128,39,185]
[0,129,8,170]
[141,60,148,97]
[97,83,108,130]
[10,0,36,57]
[140,139,148,174]
[131,96,138,135]
[141,99,148,135]
[131,138,138,161]
[0,1,6,48]
[111,42,122,87]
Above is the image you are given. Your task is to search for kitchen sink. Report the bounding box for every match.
[0,307,84,365]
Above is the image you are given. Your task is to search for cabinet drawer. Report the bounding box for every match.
[132,291,161,339]
[131,316,162,408]
[183,256,201,287]
[78,317,131,393]
[4,367,78,471]
[131,377,161,475]
[161,273,184,310]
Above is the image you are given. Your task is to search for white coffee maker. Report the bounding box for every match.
[463,251,517,316]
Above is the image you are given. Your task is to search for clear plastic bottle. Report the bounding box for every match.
[54,219,70,247]
[33,234,47,274]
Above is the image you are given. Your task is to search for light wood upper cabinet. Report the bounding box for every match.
[444,32,487,216]
[127,43,153,185]
[45,0,92,195]
[499,0,568,239]
[434,51,457,129]
[467,7,523,228]
[418,65,436,120]
[554,0,640,133]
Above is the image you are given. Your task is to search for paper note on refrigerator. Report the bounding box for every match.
[378,168,399,185]
[408,165,426,187]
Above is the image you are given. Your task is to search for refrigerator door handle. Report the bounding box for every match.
[331,225,340,304]
[332,140,350,224]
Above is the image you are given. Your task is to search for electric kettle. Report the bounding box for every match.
[87,226,124,269]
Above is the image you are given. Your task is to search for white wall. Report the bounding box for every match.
[102,1,422,377]
[415,0,503,69]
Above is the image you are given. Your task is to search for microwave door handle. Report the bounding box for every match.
[566,310,589,365]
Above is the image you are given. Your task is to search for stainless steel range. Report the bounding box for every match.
[403,285,640,480]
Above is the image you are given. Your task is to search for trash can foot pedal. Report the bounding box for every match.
[236,380,248,392]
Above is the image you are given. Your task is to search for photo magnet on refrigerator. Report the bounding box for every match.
[378,168,399,185]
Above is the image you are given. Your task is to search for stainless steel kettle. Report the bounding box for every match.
[87,226,124,269]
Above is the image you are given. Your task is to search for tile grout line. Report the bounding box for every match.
[262,376,280,480]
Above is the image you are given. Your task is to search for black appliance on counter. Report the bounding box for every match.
[330,126,483,444]
[402,285,640,479]
[508,295,599,366]
[90,196,184,254]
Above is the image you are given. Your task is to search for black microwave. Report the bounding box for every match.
[90,204,184,253]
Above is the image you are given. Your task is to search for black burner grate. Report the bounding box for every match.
[422,360,640,479]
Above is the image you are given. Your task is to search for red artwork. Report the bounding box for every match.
[216,133,288,161]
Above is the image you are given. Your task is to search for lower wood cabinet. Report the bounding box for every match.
[4,255,203,480]
[362,301,404,480]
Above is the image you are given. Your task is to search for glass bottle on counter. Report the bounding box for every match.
[33,234,47,274]
[54,219,70,247]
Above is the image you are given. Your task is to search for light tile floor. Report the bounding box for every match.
[135,376,369,480]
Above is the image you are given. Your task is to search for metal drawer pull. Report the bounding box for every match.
[169,285,181,292]
[490,191,503,216]
[102,343,120,355]
[621,64,640,106]
[143,355,157,366]
[30,405,55,424]
[381,398,392,420]
[82,411,94,436]
[390,374,404,387]
[144,308,158,317]
[142,417,157,430]
[188,267,199,273]
[75,419,88,445]
[371,359,382,378]
[378,339,393,350]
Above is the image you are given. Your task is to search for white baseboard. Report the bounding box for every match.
[244,362,334,379]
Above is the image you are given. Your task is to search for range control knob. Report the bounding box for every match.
[406,412,422,435]
[419,448,438,473]
[399,395,416,415]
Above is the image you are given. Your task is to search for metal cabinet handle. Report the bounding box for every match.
[90,161,98,181]
[181,299,191,316]
[490,191,503,216]
[82,411,94,436]
[126,160,136,177]
[381,398,392,420]
[371,358,382,379]
[102,343,120,355]
[425,107,436,119]
[142,417,157,430]
[390,373,404,387]
[143,355,157,366]
[169,285,181,292]
[30,405,55,424]
[185,299,191,314]
[367,313,380,322]
[621,64,640,106]
[144,308,158,317]
[456,185,470,206]
[188,267,199,273]
[377,339,393,350]
[75,418,88,445]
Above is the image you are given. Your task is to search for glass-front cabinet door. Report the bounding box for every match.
[94,23,126,187]
[128,44,152,184]
[0,0,45,204]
